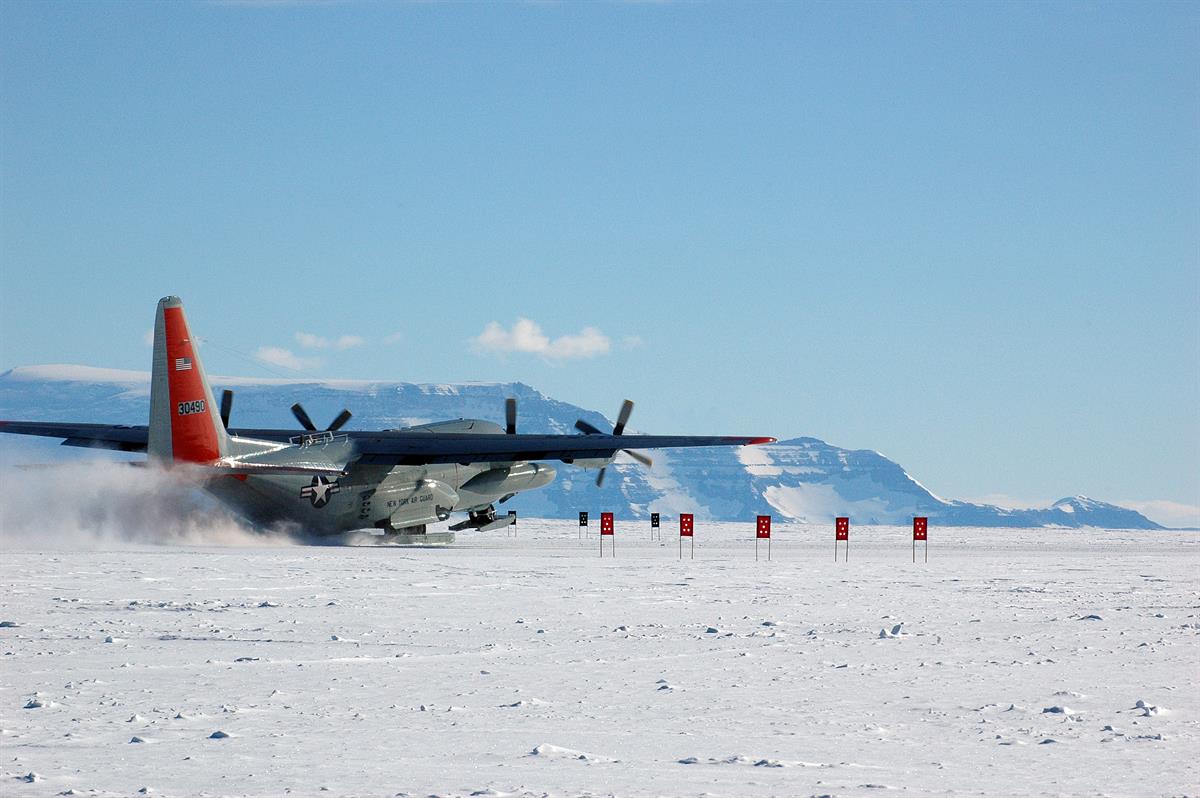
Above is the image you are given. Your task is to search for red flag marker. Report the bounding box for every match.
[679,513,694,559]
[835,516,849,561]
[600,512,614,557]
[756,515,771,561]
[913,516,928,562]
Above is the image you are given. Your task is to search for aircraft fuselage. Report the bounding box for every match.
[204,419,555,535]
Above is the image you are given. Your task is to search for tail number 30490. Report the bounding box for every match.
[177,400,206,416]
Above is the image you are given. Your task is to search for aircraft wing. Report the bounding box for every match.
[0,421,149,452]
[0,421,773,466]
[342,432,775,466]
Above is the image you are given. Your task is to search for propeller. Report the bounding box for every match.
[574,399,654,487]
[505,397,517,435]
[220,389,234,430]
[613,398,632,435]
[291,403,317,431]
[291,402,353,433]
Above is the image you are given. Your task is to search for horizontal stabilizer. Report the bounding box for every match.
[15,461,146,470]
[203,460,347,477]
[0,421,150,452]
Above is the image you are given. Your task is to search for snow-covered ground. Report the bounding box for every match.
[2,520,1197,797]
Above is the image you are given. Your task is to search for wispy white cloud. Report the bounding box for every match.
[1117,499,1200,529]
[383,332,404,345]
[254,346,320,372]
[620,335,644,351]
[963,494,1052,510]
[143,329,154,347]
[295,332,364,351]
[471,318,611,362]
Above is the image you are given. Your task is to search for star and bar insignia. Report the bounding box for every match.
[300,475,341,508]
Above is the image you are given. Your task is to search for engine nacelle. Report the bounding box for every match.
[457,462,556,508]
[385,479,459,529]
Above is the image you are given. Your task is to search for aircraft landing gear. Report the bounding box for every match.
[468,506,497,526]
[449,505,513,533]
[375,519,428,536]
[376,522,453,545]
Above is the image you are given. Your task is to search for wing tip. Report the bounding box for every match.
[746,437,776,445]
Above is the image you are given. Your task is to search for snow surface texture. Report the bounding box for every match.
[0,366,1165,528]
[2,517,1197,797]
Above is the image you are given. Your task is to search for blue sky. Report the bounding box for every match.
[1,1,1197,525]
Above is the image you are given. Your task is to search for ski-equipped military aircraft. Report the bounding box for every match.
[0,296,774,538]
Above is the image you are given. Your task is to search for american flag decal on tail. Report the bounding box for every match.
[174,357,192,371]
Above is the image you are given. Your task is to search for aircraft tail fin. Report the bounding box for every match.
[147,296,231,464]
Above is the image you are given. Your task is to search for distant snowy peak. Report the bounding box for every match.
[1043,496,1158,528]
[3,364,150,384]
[745,439,1162,529]
[1052,496,1103,513]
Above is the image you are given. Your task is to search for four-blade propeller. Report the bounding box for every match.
[291,403,353,433]
[574,399,654,487]
[218,390,353,436]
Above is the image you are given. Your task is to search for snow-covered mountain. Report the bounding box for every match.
[0,365,1164,529]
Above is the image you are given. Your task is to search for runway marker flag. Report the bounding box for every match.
[913,516,928,562]
[679,513,694,559]
[579,511,587,539]
[600,512,614,557]
[835,516,849,561]
[756,515,771,561]
[651,511,661,541]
